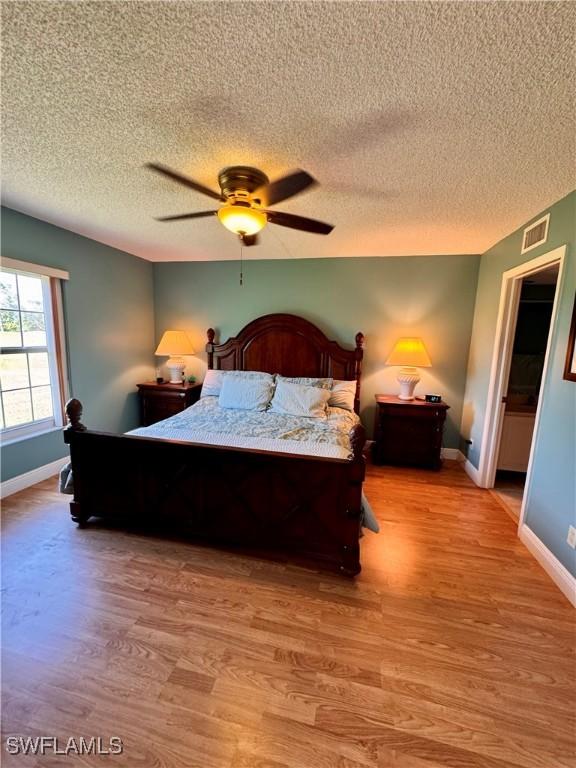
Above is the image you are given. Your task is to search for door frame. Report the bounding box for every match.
[477,245,566,523]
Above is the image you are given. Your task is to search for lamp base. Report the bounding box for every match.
[397,367,420,400]
[166,357,186,384]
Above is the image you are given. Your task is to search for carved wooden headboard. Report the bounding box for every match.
[206,313,364,414]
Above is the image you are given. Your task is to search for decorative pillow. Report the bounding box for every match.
[329,379,356,412]
[269,380,331,419]
[218,376,274,412]
[275,375,333,391]
[201,369,274,397]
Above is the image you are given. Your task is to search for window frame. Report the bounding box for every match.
[1,259,69,443]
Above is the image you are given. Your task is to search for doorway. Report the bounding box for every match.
[477,245,566,529]
[492,264,559,520]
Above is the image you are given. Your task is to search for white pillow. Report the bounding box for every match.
[269,380,330,419]
[201,369,274,397]
[276,374,333,390]
[218,376,274,411]
[329,379,356,412]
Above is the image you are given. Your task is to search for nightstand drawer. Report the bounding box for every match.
[137,382,202,426]
[144,390,187,403]
[377,403,445,420]
[143,394,185,424]
[375,415,443,467]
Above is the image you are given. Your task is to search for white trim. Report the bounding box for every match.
[0,456,67,499]
[41,277,65,427]
[365,441,463,462]
[53,279,70,406]
[0,423,61,446]
[464,459,481,486]
[478,245,566,489]
[519,525,576,607]
[521,213,550,255]
[486,280,523,486]
[441,447,465,461]
[516,256,566,529]
[1,271,66,437]
[1,257,69,281]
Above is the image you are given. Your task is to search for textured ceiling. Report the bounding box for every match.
[1,1,575,262]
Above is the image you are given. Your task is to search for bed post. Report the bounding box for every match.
[206,328,215,370]
[354,332,364,415]
[339,422,366,576]
[63,398,88,525]
[350,422,366,463]
[64,398,86,436]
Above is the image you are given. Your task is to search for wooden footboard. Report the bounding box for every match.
[63,399,366,575]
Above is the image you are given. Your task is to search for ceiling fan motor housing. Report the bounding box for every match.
[218,166,269,204]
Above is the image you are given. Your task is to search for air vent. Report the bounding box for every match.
[521,213,550,254]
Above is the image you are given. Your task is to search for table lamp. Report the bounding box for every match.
[386,337,432,400]
[155,330,195,383]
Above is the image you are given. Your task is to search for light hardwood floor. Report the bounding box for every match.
[1,462,574,768]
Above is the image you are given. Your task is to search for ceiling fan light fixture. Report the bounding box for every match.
[217,204,267,236]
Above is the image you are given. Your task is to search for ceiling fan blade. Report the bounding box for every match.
[242,234,259,247]
[264,210,334,235]
[258,169,317,207]
[146,163,222,201]
[156,210,217,222]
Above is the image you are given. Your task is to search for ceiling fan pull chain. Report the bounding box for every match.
[240,242,243,286]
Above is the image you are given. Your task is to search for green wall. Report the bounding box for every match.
[153,255,480,447]
[462,190,575,575]
[1,207,155,481]
[2,198,574,579]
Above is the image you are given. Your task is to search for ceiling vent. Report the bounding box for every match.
[521,213,550,254]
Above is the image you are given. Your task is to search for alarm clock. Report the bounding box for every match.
[425,394,442,403]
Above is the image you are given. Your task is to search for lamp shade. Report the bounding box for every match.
[217,205,267,236]
[155,330,195,356]
[386,337,432,368]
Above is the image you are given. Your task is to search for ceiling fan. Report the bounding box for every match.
[147,163,334,246]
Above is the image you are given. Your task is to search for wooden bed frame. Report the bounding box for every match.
[63,313,367,575]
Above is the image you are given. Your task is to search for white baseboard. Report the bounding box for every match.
[519,524,576,607]
[366,442,463,463]
[464,458,482,486]
[441,448,465,461]
[0,457,67,500]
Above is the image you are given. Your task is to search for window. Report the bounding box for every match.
[0,259,69,441]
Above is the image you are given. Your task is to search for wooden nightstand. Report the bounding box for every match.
[372,394,450,470]
[137,381,202,426]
